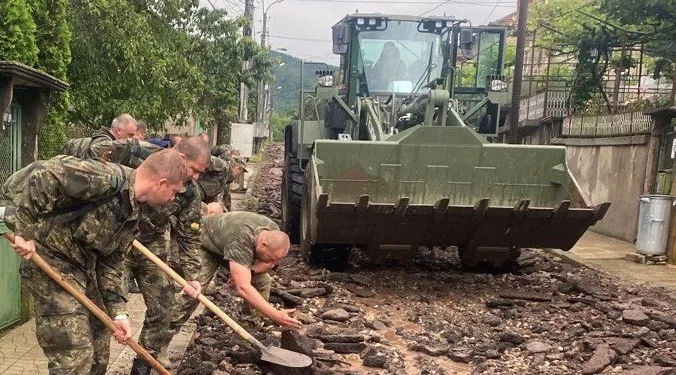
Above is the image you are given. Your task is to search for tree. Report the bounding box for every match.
[30,0,72,158]
[0,0,39,65]
[67,0,202,129]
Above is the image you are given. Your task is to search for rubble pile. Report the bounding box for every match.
[178,144,676,375]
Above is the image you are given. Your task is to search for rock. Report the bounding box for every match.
[307,328,365,343]
[448,347,472,363]
[320,272,352,283]
[369,320,388,331]
[485,350,501,359]
[442,329,464,344]
[648,320,671,331]
[483,314,502,327]
[499,332,525,345]
[349,274,371,286]
[286,288,329,298]
[582,343,616,374]
[323,342,368,354]
[498,290,552,302]
[361,346,388,368]
[617,366,675,375]
[605,337,640,355]
[546,352,564,360]
[526,340,552,354]
[486,299,514,308]
[281,329,317,357]
[622,310,650,326]
[321,309,351,322]
[659,329,676,341]
[655,353,676,367]
[650,313,676,328]
[198,337,219,347]
[409,342,449,356]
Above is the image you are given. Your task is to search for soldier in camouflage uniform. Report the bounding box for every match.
[60,113,138,159]
[4,150,187,375]
[127,137,209,375]
[160,212,302,355]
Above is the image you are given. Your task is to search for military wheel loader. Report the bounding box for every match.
[281,13,610,270]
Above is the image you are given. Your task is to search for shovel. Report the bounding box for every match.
[131,240,313,368]
[3,232,171,375]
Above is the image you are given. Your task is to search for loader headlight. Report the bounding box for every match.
[489,79,508,92]
[318,75,334,87]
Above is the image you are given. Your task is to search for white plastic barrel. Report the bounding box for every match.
[636,195,676,255]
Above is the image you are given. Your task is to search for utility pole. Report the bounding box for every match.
[256,0,268,124]
[508,0,529,144]
[239,0,255,123]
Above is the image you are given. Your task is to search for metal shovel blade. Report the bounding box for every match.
[260,345,313,368]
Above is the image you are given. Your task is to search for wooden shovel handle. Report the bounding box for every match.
[131,240,264,349]
[3,232,171,375]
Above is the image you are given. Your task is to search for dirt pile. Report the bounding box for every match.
[177,144,676,375]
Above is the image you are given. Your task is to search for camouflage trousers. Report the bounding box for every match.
[21,253,111,375]
[162,248,272,348]
[125,231,175,359]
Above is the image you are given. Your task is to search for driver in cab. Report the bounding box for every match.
[372,41,408,90]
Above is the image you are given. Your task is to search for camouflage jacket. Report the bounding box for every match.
[201,212,279,268]
[78,138,201,279]
[140,181,202,280]
[4,156,140,316]
[60,127,115,159]
[89,138,161,167]
[196,156,230,204]
[210,144,233,160]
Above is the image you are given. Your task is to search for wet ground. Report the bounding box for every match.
[175,144,676,375]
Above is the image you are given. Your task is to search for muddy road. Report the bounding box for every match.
[176,144,676,375]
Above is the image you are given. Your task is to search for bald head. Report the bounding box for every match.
[259,230,290,261]
[174,136,210,162]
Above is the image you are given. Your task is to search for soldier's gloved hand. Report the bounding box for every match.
[11,235,36,260]
[112,316,131,344]
[183,280,201,299]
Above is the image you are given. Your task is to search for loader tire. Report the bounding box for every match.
[282,153,303,244]
[308,244,351,272]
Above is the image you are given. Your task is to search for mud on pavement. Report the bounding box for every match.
[176,144,676,375]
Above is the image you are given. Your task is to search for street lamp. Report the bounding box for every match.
[261,0,284,49]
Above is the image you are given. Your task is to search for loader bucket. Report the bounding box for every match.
[302,125,610,266]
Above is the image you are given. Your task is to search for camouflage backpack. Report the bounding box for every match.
[61,131,112,159]
[1,156,127,221]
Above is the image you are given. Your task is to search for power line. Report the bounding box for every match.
[268,34,332,42]
[291,0,512,4]
[483,0,501,24]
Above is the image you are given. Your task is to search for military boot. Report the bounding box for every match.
[130,358,152,375]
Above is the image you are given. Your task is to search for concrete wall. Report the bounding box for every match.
[566,142,649,242]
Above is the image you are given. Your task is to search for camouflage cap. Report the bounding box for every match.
[231,157,248,173]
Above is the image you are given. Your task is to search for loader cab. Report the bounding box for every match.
[331,14,508,135]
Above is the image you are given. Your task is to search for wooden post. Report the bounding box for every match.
[643,116,665,195]
[658,114,676,264]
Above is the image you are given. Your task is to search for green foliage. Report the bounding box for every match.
[67,0,202,129]
[0,0,39,65]
[271,113,291,141]
[30,0,72,158]
[270,51,338,114]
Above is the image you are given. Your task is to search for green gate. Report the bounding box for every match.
[0,102,22,330]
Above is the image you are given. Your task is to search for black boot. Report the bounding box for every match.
[129,358,152,375]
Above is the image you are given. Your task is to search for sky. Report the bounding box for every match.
[200,0,517,65]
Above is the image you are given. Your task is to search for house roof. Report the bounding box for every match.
[0,61,69,92]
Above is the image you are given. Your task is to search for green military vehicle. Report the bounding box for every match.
[281,13,610,270]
